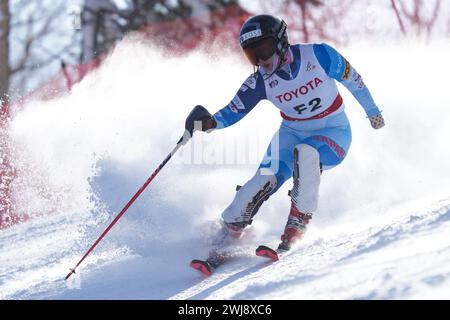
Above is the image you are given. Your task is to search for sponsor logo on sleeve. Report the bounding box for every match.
[341,59,351,80]
[239,85,248,92]
[336,55,343,75]
[228,104,238,113]
[351,70,365,89]
[232,95,246,110]
[240,75,257,92]
[228,95,246,113]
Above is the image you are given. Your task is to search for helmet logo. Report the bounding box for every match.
[240,29,262,44]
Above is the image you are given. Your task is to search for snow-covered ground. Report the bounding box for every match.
[1,37,450,300]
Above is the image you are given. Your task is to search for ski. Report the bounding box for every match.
[190,259,216,276]
[255,245,287,261]
[190,250,231,276]
[191,245,285,276]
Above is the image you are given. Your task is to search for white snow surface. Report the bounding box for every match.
[1,37,450,300]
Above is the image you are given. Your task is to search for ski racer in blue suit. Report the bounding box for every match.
[184,14,385,267]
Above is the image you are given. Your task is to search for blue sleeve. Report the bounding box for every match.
[212,72,267,129]
[313,43,381,118]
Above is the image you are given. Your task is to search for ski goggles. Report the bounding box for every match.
[243,38,277,66]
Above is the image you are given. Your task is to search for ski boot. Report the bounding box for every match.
[191,221,248,276]
[277,203,312,252]
[210,220,248,249]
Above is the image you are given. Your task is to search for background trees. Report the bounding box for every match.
[0,0,10,105]
[0,0,448,103]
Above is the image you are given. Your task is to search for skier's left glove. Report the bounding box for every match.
[369,113,385,129]
[180,105,217,145]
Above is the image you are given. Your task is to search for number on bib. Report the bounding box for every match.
[293,97,322,115]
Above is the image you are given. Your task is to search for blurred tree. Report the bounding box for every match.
[0,0,10,104]
[78,1,248,61]
[1,1,76,228]
[7,1,80,98]
[291,0,322,42]
[254,0,325,42]
[390,0,441,38]
[122,0,246,31]
[0,0,15,229]
[81,0,128,63]
[108,0,249,51]
[206,0,249,29]
[280,0,353,44]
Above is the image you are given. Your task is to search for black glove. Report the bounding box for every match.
[185,105,217,135]
[179,105,217,145]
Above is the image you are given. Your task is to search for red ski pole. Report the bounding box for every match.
[65,136,187,280]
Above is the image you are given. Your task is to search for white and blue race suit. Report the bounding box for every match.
[212,43,381,195]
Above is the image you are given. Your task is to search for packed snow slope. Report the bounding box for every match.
[1,38,450,299]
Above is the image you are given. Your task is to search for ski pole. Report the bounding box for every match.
[65,135,188,280]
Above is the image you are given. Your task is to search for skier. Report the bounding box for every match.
[185,14,385,274]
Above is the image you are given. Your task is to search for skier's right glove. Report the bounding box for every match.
[180,105,217,145]
[369,113,385,129]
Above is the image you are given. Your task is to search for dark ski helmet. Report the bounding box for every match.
[239,14,289,66]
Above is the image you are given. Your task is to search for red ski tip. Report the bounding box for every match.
[190,260,213,276]
[256,245,279,261]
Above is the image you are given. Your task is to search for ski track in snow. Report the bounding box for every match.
[2,197,449,300]
[170,199,450,300]
[1,40,450,299]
